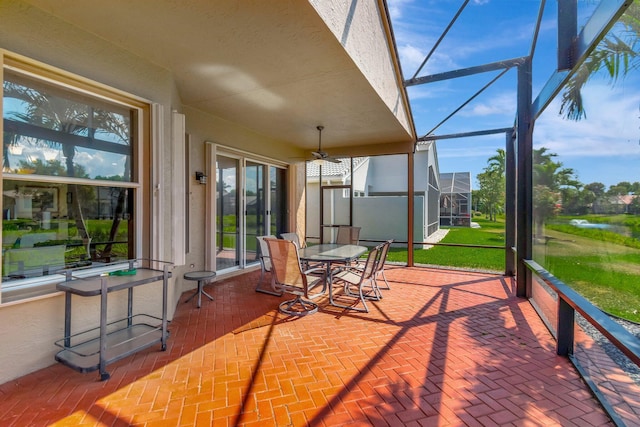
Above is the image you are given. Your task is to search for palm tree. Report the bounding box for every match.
[487,148,506,177]
[533,148,579,189]
[4,81,93,242]
[532,148,580,236]
[560,1,640,120]
[94,111,131,258]
[476,149,507,221]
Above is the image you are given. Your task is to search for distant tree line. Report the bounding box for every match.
[474,147,640,235]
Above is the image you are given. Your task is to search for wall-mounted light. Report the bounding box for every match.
[195,171,207,184]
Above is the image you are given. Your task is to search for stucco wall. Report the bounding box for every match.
[181,105,299,269]
[366,155,408,193]
[310,0,412,135]
[352,158,371,193]
[0,0,407,384]
[0,0,303,384]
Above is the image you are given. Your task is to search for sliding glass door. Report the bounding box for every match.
[245,161,267,265]
[270,166,287,236]
[215,155,240,270]
[214,152,287,273]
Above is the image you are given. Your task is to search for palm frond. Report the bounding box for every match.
[560,3,640,121]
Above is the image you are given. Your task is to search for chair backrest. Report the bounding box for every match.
[280,232,303,249]
[335,226,361,245]
[265,238,305,290]
[256,235,277,270]
[376,239,392,272]
[360,246,379,281]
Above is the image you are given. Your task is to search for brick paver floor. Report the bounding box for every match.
[0,266,617,426]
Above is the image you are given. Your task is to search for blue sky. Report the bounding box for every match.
[389,0,640,189]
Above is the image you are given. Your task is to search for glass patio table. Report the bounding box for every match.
[298,243,367,306]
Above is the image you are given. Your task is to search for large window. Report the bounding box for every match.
[2,57,148,302]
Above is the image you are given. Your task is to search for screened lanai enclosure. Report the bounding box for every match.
[302,1,640,424]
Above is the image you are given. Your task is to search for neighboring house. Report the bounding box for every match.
[593,194,637,214]
[306,142,440,247]
[439,172,472,227]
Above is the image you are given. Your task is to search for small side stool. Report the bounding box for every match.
[184,271,216,308]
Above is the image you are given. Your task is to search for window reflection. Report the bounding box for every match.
[3,69,133,181]
[2,180,132,280]
[2,66,137,289]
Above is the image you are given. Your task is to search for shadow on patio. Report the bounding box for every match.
[0,267,614,426]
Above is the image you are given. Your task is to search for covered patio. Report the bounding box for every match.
[2,2,640,425]
[0,266,626,426]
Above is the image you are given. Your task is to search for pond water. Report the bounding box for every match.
[570,219,638,240]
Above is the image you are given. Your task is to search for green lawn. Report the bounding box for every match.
[386,217,506,271]
[382,214,640,323]
[536,226,640,322]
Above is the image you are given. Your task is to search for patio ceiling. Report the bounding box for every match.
[21,0,415,154]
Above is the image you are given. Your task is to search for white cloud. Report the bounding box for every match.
[387,0,414,20]
[406,80,459,101]
[391,0,640,187]
[398,44,426,73]
[535,83,640,158]
[459,91,516,117]
[74,150,128,178]
[399,45,460,78]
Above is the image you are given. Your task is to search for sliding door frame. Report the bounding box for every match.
[205,144,288,274]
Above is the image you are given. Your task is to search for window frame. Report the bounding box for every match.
[0,51,152,304]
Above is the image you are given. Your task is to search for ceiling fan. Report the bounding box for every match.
[310,126,341,164]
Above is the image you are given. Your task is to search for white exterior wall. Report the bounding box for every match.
[366,151,432,193]
[307,146,439,246]
[352,158,370,194]
[307,165,426,245]
[415,145,440,235]
[414,150,432,193]
[323,190,351,227]
[307,188,424,246]
[367,155,408,192]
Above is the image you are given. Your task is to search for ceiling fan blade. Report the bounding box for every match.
[326,157,342,164]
